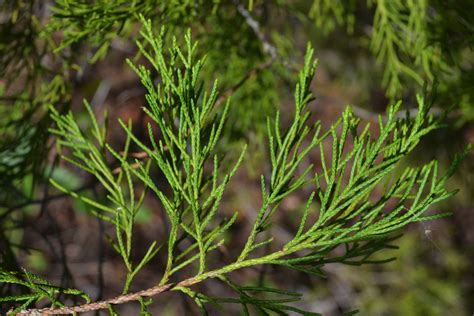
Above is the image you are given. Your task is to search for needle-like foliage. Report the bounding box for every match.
[0,269,90,314]
[308,0,473,102]
[3,17,467,315]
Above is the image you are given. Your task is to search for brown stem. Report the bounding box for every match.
[18,253,282,315]
[17,278,194,315]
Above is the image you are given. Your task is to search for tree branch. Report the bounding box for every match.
[18,252,285,315]
[233,0,277,60]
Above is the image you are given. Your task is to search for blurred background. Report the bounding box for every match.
[1,1,473,315]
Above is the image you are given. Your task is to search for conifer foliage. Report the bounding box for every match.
[0,1,472,315]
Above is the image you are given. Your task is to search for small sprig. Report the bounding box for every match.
[49,99,160,296]
[14,17,468,315]
[0,268,90,315]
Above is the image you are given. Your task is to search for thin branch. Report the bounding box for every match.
[233,0,277,60]
[18,252,284,315]
[18,272,207,315]
[213,1,279,109]
[93,188,105,307]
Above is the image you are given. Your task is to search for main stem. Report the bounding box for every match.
[19,251,285,315]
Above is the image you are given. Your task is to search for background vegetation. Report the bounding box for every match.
[0,1,473,315]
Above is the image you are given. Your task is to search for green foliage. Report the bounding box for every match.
[370,0,447,97]
[180,276,323,315]
[327,233,469,315]
[0,268,90,314]
[309,0,355,34]
[3,20,466,314]
[0,1,69,199]
[47,0,155,62]
[0,1,472,314]
[47,0,221,62]
[307,0,473,107]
